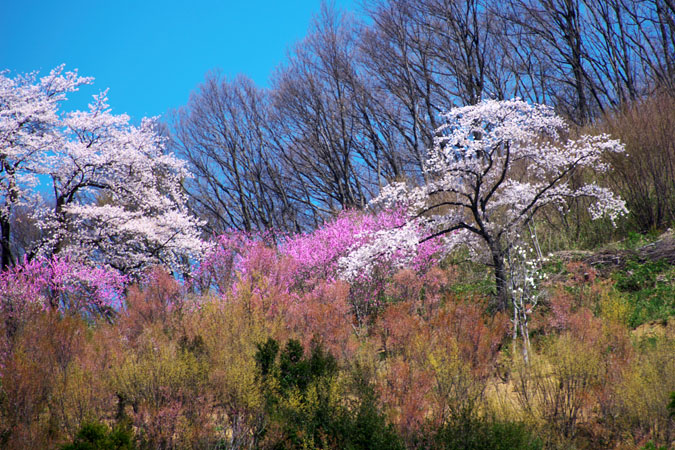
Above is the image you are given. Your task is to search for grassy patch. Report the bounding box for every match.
[442,250,496,298]
[613,259,675,327]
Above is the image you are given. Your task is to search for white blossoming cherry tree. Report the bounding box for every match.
[1,66,204,276]
[341,99,627,312]
[39,91,205,274]
[0,66,92,269]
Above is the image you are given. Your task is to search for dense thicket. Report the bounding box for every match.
[1,213,673,449]
[172,0,675,235]
[3,1,675,448]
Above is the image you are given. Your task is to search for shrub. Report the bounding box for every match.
[431,418,543,450]
[184,298,275,449]
[600,94,675,232]
[109,324,210,449]
[512,320,631,442]
[120,267,184,339]
[60,420,136,450]
[0,312,109,448]
[613,260,675,327]
[614,337,675,446]
[373,299,507,440]
[255,338,404,450]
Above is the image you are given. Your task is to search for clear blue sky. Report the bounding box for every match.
[1,0,357,121]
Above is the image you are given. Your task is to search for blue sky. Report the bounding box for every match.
[1,0,357,121]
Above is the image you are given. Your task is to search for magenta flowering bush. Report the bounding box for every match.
[194,209,443,323]
[283,209,442,322]
[282,210,388,281]
[0,256,127,318]
[197,208,441,291]
[192,230,291,295]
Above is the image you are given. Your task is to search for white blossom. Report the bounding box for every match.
[338,221,421,281]
[342,99,627,307]
[1,66,204,274]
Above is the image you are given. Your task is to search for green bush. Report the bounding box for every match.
[614,260,668,292]
[60,420,136,450]
[431,418,543,450]
[614,260,675,327]
[639,442,668,450]
[255,338,404,450]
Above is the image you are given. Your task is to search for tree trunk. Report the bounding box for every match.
[1,217,13,271]
[491,246,510,312]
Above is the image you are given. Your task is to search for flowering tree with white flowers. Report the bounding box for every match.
[341,99,627,311]
[39,91,205,274]
[0,66,204,275]
[0,66,92,269]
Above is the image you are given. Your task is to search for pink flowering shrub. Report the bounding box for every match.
[193,231,285,294]
[287,208,441,322]
[284,208,440,282]
[0,256,127,318]
[283,209,397,280]
[194,209,443,324]
[0,256,126,376]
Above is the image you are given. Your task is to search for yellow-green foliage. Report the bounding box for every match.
[109,323,209,448]
[427,339,483,421]
[110,325,208,410]
[49,359,110,439]
[597,285,632,326]
[268,379,343,450]
[614,337,675,446]
[187,301,272,447]
[512,333,605,440]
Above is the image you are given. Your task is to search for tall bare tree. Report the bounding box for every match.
[173,74,309,234]
[271,5,378,212]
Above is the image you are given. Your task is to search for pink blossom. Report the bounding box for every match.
[0,256,127,317]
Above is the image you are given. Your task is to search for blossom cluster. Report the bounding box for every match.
[0,256,127,316]
[1,66,204,275]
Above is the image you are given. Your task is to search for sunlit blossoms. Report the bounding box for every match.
[0,255,127,316]
[0,66,92,269]
[283,209,440,282]
[342,99,628,310]
[0,66,204,275]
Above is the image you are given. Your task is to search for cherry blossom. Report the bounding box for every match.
[0,65,92,268]
[342,99,627,310]
[1,66,204,275]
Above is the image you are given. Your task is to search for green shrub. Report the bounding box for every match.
[614,260,675,327]
[614,260,668,292]
[255,338,404,450]
[639,442,668,450]
[431,418,543,450]
[60,420,136,450]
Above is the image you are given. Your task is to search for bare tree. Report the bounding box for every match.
[359,0,513,178]
[495,0,603,123]
[173,74,308,234]
[360,0,456,175]
[620,0,675,93]
[271,5,378,213]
